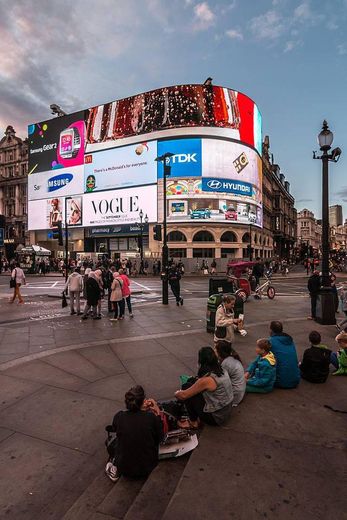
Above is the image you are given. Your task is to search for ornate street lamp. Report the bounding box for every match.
[313,120,342,324]
[137,209,148,269]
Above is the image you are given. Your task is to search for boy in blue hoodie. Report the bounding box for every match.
[245,338,277,393]
[269,321,300,388]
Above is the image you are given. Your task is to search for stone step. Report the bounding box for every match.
[124,456,189,520]
[97,477,146,519]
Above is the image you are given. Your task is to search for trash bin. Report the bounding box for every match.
[206,293,244,333]
[208,277,238,297]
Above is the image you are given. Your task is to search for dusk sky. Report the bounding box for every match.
[1,0,346,219]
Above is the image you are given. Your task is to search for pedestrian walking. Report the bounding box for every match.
[94,269,104,318]
[9,262,26,304]
[119,268,133,318]
[109,272,125,321]
[64,268,83,315]
[168,264,183,306]
[307,270,321,320]
[81,271,101,320]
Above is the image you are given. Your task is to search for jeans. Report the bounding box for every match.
[181,381,217,425]
[113,299,125,319]
[169,281,181,302]
[330,352,339,369]
[125,295,132,314]
[70,291,80,313]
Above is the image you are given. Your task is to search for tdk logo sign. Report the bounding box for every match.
[171,153,197,164]
[47,173,73,192]
[206,180,222,190]
[157,138,202,178]
[202,177,253,197]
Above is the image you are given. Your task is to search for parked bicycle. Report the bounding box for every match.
[254,272,276,300]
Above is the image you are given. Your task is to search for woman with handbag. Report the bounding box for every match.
[214,295,241,344]
[9,262,26,304]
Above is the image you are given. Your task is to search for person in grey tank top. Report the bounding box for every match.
[215,340,246,406]
[174,347,233,428]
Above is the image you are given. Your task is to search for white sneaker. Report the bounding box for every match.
[105,462,119,482]
[109,318,118,322]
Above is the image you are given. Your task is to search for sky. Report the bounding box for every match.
[0,0,346,219]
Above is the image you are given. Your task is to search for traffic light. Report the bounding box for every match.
[52,221,63,246]
[164,158,171,177]
[153,224,162,241]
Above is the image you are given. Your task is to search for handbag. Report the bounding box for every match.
[215,326,227,339]
[10,268,16,288]
[62,292,68,308]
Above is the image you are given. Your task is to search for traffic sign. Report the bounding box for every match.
[0,228,4,247]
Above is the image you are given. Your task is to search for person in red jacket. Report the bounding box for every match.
[119,268,133,318]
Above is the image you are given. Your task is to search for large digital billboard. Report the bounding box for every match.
[28,111,86,174]
[28,84,263,232]
[84,140,157,193]
[82,184,157,227]
[85,84,262,154]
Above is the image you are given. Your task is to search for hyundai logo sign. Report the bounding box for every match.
[47,173,73,192]
[206,179,222,189]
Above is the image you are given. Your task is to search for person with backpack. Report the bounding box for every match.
[109,272,124,321]
[9,262,26,304]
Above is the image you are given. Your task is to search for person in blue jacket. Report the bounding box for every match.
[245,338,277,393]
[269,321,300,388]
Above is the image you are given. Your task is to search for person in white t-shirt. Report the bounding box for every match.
[10,262,26,304]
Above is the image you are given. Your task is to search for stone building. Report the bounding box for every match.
[0,126,28,259]
[329,204,343,227]
[262,136,297,259]
[297,208,322,252]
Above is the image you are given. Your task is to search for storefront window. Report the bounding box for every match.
[193,248,214,258]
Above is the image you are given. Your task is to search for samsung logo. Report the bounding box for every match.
[47,173,73,192]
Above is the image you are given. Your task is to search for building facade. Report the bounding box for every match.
[262,136,297,259]
[329,204,343,227]
[0,126,28,259]
[297,208,322,253]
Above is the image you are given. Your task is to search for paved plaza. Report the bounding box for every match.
[0,274,346,519]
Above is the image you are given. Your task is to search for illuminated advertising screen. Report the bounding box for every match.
[85,84,262,154]
[82,184,157,227]
[28,165,85,201]
[28,111,86,174]
[84,140,157,193]
[157,137,262,227]
[28,196,83,230]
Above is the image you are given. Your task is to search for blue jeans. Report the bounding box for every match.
[330,352,339,369]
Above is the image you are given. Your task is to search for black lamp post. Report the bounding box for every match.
[313,120,342,324]
[137,209,148,269]
[155,152,174,305]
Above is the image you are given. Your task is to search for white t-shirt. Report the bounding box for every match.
[12,267,26,285]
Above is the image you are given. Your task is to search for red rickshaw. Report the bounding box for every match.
[226,261,256,302]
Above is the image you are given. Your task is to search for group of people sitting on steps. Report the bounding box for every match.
[104,296,346,482]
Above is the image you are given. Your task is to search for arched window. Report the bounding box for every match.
[242,232,250,243]
[167,231,187,242]
[193,230,214,242]
[220,231,237,242]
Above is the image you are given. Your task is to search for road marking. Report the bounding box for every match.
[131,280,156,291]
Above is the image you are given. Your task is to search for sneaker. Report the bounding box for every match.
[110,318,118,322]
[307,316,313,320]
[81,316,88,320]
[93,316,102,320]
[129,313,134,318]
[180,298,184,306]
[105,462,119,482]
[118,316,124,320]
[176,301,180,306]
[77,312,82,316]
[70,311,76,315]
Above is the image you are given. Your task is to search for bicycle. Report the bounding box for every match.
[254,273,276,300]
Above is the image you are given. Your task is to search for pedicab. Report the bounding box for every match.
[226,261,256,302]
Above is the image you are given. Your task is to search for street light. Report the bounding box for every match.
[313,120,342,324]
[155,152,174,305]
[137,209,148,272]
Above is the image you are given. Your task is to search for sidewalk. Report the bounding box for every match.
[0,291,345,519]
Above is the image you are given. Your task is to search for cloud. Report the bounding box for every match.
[225,28,243,40]
[192,2,215,31]
[326,20,338,30]
[296,199,314,203]
[293,2,312,20]
[249,10,284,40]
[337,43,347,55]
[335,187,347,201]
[284,39,302,52]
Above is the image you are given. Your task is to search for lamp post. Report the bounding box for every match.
[155,152,174,305]
[137,209,148,271]
[313,120,342,324]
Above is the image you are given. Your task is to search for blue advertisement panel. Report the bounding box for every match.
[202,177,253,197]
[157,138,202,178]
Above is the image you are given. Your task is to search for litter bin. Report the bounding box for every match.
[208,277,238,297]
[206,293,244,333]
